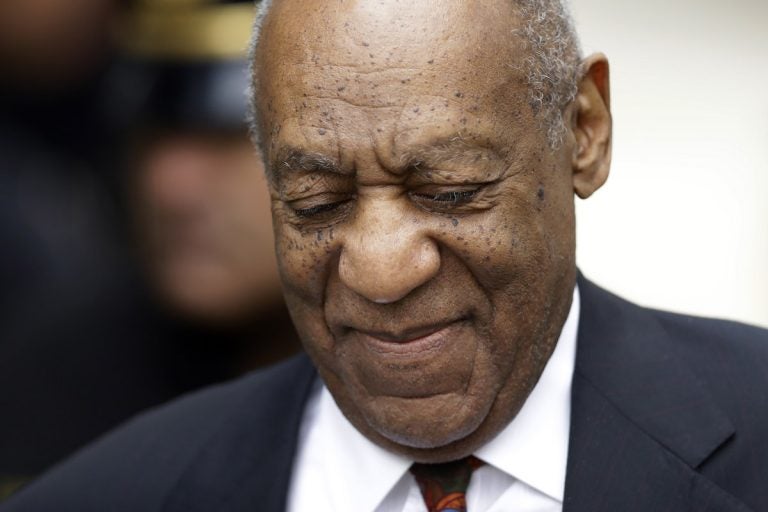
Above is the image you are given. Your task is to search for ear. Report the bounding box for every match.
[571,53,612,199]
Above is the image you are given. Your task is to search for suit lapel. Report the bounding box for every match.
[564,278,750,511]
[161,355,317,512]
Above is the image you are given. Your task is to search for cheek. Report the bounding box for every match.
[442,205,555,291]
[272,205,347,342]
[273,217,340,304]
[439,190,574,340]
[273,213,343,358]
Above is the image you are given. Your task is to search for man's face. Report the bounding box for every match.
[256,0,583,461]
[134,132,282,324]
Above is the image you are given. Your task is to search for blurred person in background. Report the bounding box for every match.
[0,0,299,501]
[119,0,300,371]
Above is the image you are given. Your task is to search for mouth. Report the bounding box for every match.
[353,318,468,357]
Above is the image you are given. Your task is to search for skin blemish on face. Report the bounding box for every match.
[455,91,463,98]
[537,186,545,201]
[318,128,327,135]
[451,218,459,227]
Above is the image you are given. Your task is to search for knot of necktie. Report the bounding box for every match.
[409,456,485,512]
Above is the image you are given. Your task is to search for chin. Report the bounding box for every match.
[347,391,494,460]
[377,427,490,464]
[379,419,477,450]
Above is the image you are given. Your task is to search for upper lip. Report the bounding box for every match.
[351,318,465,344]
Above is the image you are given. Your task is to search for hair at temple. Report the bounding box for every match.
[246,0,582,149]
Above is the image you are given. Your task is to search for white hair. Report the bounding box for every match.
[512,0,583,146]
[247,0,582,148]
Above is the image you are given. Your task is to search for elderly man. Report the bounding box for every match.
[3,0,768,511]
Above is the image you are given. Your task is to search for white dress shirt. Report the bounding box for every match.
[287,287,580,512]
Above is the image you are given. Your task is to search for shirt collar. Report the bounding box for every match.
[317,286,580,508]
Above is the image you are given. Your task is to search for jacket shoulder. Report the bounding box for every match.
[580,277,768,377]
[652,307,768,360]
[643,305,768,403]
[1,354,316,512]
[595,283,768,420]
[651,309,768,506]
[577,278,768,509]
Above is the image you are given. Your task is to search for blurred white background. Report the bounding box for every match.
[570,0,768,328]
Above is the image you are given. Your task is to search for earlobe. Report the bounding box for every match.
[572,53,612,199]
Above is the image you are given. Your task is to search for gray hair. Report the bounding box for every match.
[248,0,582,148]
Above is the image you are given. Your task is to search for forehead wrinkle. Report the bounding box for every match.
[293,69,420,111]
[293,62,424,76]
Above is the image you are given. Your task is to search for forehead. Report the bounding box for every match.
[261,0,518,61]
[256,0,533,167]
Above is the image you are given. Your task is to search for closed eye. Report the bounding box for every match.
[419,189,477,204]
[293,200,348,218]
[410,187,480,209]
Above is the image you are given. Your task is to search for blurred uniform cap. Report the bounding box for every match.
[112,0,260,132]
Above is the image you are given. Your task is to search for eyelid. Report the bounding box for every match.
[408,184,488,213]
[406,164,505,185]
[293,201,347,218]
[279,173,353,201]
[412,188,478,201]
[410,180,488,195]
[287,193,355,222]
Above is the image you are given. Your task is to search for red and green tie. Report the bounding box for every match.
[409,456,485,512]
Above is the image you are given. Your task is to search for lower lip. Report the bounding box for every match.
[357,322,464,357]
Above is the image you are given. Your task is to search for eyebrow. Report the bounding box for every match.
[399,135,507,170]
[269,147,347,180]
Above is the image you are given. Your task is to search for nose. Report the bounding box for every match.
[338,200,440,304]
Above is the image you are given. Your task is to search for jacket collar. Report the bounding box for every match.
[564,276,747,511]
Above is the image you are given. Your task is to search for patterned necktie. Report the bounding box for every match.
[409,456,485,512]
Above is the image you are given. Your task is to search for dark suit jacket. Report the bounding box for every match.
[4,278,768,511]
